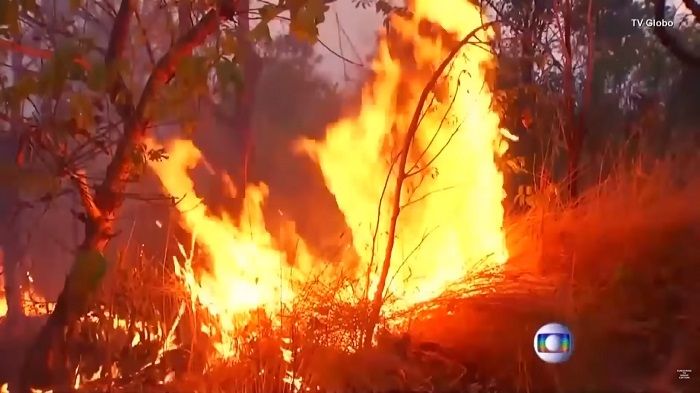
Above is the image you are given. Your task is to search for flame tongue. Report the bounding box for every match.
[149,139,305,340]
[147,0,510,359]
[298,0,510,309]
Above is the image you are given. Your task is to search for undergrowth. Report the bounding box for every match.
[3,150,699,393]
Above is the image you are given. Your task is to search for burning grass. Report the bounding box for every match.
[2,0,699,390]
[1,154,699,393]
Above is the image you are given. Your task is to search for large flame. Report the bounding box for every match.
[148,0,510,358]
[0,287,5,318]
[298,0,510,309]
[148,138,318,358]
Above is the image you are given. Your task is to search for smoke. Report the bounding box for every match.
[187,36,357,259]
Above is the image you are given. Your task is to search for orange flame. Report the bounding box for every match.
[148,138,318,358]
[0,290,6,318]
[148,0,511,358]
[297,0,511,309]
[0,272,54,318]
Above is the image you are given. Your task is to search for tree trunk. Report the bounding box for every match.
[561,0,580,199]
[232,0,262,186]
[577,0,595,190]
[1,47,28,328]
[0,240,23,323]
[510,1,541,211]
[20,3,222,389]
[561,0,595,200]
[0,139,23,327]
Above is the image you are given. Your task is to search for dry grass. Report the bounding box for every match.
[3,150,700,393]
[401,151,700,393]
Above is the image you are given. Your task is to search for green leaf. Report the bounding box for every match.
[250,21,272,42]
[248,4,283,43]
[87,61,108,91]
[68,250,108,295]
[2,74,37,113]
[175,55,209,96]
[77,37,96,52]
[259,4,283,22]
[216,59,243,93]
[289,0,328,43]
[13,74,39,99]
[35,47,79,96]
[306,0,328,23]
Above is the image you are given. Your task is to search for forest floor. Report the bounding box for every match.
[1,157,700,393]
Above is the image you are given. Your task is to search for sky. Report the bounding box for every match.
[302,0,698,85]
[265,0,386,84]
[312,1,384,83]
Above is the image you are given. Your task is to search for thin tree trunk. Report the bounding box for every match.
[577,0,595,185]
[511,0,541,211]
[0,228,22,323]
[0,145,23,327]
[1,46,27,328]
[363,23,495,347]
[562,0,595,200]
[232,0,262,186]
[560,0,580,199]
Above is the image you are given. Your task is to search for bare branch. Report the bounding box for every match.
[317,36,365,67]
[134,7,156,67]
[0,38,91,70]
[70,170,101,222]
[105,0,136,119]
[95,9,221,237]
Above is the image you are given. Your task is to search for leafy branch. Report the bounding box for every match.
[18,2,235,389]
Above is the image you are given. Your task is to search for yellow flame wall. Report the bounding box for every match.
[297,0,509,308]
[147,0,511,357]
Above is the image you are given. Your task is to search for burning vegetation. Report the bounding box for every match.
[2,1,522,390]
[0,273,54,318]
[1,0,699,392]
[144,0,513,360]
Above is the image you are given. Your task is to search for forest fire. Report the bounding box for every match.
[147,0,511,360]
[148,139,317,358]
[1,0,698,390]
[0,273,54,318]
[297,0,512,310]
